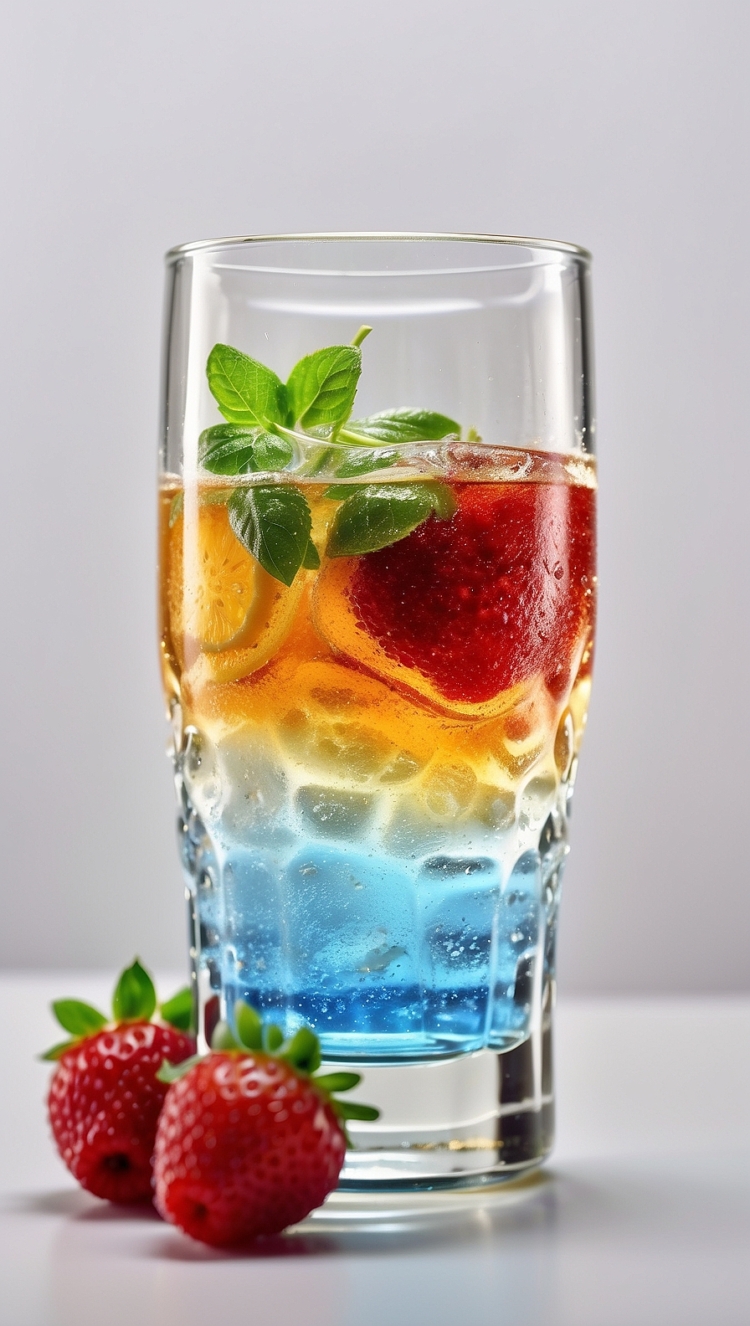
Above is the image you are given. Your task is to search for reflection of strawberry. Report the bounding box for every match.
[348,482,595,704]
[44,960,196,1203]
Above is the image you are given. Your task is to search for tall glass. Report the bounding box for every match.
[158,234,596,1189]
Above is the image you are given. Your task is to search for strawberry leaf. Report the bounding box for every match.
[333,1100,380,1122]
[52,999,108,1037]
[156,1053,203,1084]
[112,959,157,1024]
[280,1026,321,1073]
[39,1038,80,1062]
[263,1024,285,1053]
[234,1000,263,1050]
[160,987,195,1033]
[207,344,291,429]
[313,1071,361,1093]
[211,1020,241,1051]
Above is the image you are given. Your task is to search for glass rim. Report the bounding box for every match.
[165,230,592,267]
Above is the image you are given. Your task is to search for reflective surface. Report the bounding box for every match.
[7,978,750,1326]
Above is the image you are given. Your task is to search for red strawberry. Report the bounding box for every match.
[43,960,196,1203]
[347,480,596,704]
[153,1005,377,1246]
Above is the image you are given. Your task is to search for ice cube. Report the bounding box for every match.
[295,785,377,839]
[277,708,396,784]
[419,762,477,820]
[212,730,290,840]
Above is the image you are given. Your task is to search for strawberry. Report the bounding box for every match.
[43,960,196,1203]
[153,1003,378,1246]
[347,480,596,704]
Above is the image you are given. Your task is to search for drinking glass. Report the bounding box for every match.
[158,233,596,1188]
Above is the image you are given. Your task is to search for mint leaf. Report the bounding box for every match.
[112,959,157,1023]
[228,485,311,586]
[326,482,455,557]
[198,424,293,476]
[160,987,195,1033]
[287,345,361,429]
[207,344,291,429]
[302,539,320,570]
[332,447,400,481]
[51,999,108,1037]
[341,408,460,445]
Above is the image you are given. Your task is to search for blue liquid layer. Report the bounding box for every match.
[180,760,568,1060]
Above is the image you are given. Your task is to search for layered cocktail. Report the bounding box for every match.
[159,235,596,1184]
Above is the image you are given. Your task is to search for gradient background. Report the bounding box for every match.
[1,0,747,993]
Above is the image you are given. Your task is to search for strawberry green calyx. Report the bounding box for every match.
[156,1000,380,1136]
[112,958,157,1022]
[39,958,196,1060]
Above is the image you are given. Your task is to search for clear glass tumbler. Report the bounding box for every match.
[158,233,596,1189]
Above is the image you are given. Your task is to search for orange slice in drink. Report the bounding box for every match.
[168,501,304,683]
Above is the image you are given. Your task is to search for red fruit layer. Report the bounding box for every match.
[48,1023,195,1203]
[348,481,596,704]
[154,1052,346,1247]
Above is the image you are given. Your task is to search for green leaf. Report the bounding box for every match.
[211,1020,241,1051]
[280,1026,321,1074]
[331,448,400,481]
[287,345,361,430]
[340,408,460,446]
[39,1038,79,1062]
[52,999,108,1037]
[112,959,157,1023]
[234,1000,263,1051]
[228,485,312,586]
[326,482,455,558]
[156,1053,203,1084]
[198,424,293,476]
[160,987,195,1033]
[263,1024,284,1053]
[207,344,291,429]
[333,1100,380,1122]
[302,539,321,570]
[313,1071,361,1093]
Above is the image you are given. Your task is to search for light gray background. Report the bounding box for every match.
[0,0,747,991]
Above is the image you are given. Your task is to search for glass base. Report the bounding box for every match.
[333,1016,553,1190]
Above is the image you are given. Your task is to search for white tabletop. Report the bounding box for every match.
[2,974,749,1326]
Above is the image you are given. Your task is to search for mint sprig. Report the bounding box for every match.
[199,329,465,584]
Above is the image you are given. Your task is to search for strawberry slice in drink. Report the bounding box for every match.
[314,480,595,714]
